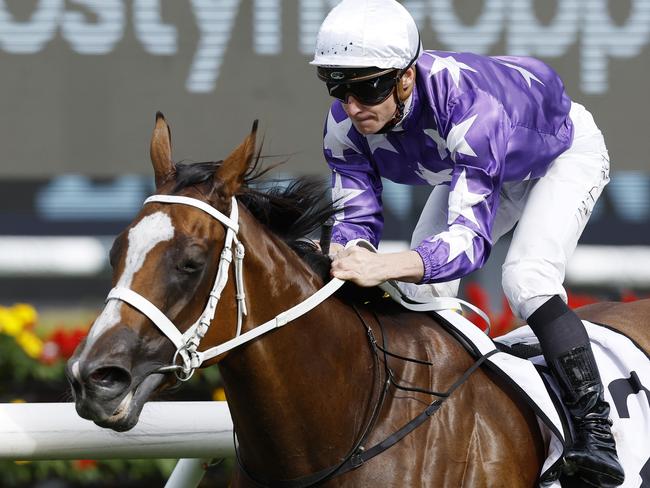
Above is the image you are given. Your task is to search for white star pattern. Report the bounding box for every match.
[425,53,477,87]
[446,115,478,162]
[497,61,544,88]
[323,110,359,160]
[448,169,488,227]
[332,172,365,221]
[416,163,453,186]
[434,224,478,264]
[424,128,448,159]
[366,133,398,155]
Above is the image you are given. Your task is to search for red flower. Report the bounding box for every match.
[620,290,639,303]
[40,341,60,365]
[50,328,88,359]
[72,459,97,470]
[492,297,516,338]
[567,291,599,309]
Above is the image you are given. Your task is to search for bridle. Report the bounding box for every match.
[105,194,347,381]
[106,194,245,380]
[103,193,496,486]
[104,194,490,383]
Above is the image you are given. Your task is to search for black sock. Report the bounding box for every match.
[527,295,591,366]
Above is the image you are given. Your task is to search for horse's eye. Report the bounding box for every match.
[178,259,204,274]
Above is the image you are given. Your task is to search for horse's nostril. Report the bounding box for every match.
[87,366,131,393]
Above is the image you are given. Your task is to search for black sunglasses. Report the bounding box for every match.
[326,70,400,106]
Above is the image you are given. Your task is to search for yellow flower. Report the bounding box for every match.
[14,460,31,465]
[11,303,38,327]
[16,331,44,359]
[0,307,24,336]
[212,387,227,402]
[11,398,26,403]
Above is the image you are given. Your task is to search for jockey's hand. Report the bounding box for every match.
[330,247,424,287]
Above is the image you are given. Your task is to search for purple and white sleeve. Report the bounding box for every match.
[414,89,512,283]
[322,105,384,247]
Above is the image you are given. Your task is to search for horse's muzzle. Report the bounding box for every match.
[66,359,167,432]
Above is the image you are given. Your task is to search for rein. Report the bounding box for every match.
[237,304,497,488]
[107,195,488,383]
[104,193,496,486]
[106,194,349,381]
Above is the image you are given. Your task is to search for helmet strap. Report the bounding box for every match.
[369,36,421,134]
[375,87,404,134]
[375,73,413,134]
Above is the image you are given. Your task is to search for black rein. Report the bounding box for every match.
[234,303,497,488]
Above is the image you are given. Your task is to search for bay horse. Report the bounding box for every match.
[67,114,650,487]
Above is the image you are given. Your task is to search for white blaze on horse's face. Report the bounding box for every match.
[86,211,175,345]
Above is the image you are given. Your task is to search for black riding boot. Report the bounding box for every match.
[528,296,624,487]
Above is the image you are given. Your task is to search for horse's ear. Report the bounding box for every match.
[214,120,258,199]
[150,111,175,188]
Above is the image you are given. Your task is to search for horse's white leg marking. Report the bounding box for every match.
[84,212,175,349]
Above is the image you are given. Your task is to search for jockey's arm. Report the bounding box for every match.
[330,91,510,288]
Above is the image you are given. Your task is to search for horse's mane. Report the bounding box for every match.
[172,159,336,282]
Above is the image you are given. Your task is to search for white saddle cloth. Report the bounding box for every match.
[497,322,650,487]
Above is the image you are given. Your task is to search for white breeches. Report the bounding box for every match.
[405,102,610,320]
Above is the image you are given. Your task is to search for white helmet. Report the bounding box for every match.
[310,0,421,70]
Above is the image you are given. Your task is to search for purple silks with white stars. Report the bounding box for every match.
[323,51,574,284]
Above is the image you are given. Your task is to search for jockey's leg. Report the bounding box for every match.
[502,102,623,487]
[527,296,624,486]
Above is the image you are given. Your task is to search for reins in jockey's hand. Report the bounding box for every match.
[105,195,491,383]
[103,193,498,487]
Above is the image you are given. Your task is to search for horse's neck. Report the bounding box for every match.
[216,216,547,483]
[219,216,376,479]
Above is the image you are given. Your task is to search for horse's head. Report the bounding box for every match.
[66,113,257,431]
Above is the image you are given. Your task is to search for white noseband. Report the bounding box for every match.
[103,195,488,382]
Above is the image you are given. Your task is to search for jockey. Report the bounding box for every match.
[311,0,624,486]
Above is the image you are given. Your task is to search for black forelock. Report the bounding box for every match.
[172,160,224,193]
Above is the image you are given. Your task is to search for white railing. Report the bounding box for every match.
[0,401,235,487]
